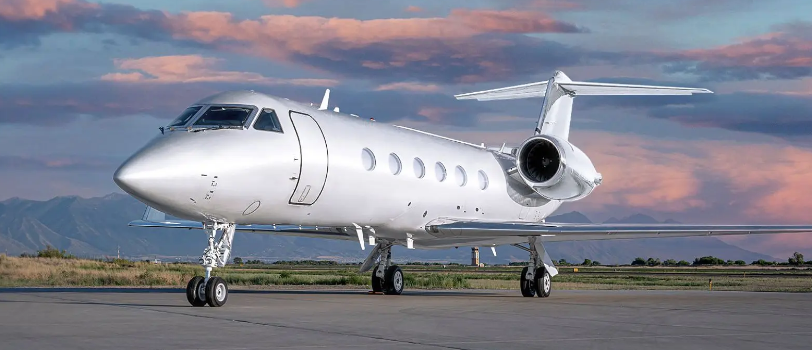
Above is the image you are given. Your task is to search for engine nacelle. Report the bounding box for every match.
[515,135,602,201]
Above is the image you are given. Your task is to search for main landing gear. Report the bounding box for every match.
[512,236,557,298]
[186,222,235,307]
[361,241,404,295]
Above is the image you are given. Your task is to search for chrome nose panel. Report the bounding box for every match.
[113,135,202,216]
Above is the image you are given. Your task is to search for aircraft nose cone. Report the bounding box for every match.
[113,153,164,203]
[113,158,148,198]
[113,147,195,213]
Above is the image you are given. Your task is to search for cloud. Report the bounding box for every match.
[375,82,440,92]
[263,0,310,7]
[0,155,115,171]
[0,0,593,83]
[662,22,812,81]
[100,55,339,86]
[405,6,423,13]
[0,77,485,126]
[0,0,90,21]
[571,76,812,139]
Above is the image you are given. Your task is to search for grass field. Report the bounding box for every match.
[2,255,812,292]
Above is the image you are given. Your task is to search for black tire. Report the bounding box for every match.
[186,276,207,307]
[534,267,551,298]
[371,270,383,293]
[205,276,228,307]
[520,267,535,297]
[383,266,404,295]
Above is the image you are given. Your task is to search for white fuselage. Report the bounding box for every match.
[114,91,563,246]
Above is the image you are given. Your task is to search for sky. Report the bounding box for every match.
[1,0,812,258]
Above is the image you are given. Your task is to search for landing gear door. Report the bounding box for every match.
[288,111,328,205]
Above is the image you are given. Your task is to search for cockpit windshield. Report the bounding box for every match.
[193,106,254,127]
[168,106,202,127]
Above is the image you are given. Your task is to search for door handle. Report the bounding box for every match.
[290,177,298,180]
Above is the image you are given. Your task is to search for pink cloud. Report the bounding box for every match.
[405,6,423,13]
[0,0,95,21]
[449,9,586,34]
[375,82,440,92]
[100,55,339,86]
[263,0,309,7]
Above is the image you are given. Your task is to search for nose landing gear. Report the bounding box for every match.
[185,222,235,307]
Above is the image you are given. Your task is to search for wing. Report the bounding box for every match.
[424,219,812,242]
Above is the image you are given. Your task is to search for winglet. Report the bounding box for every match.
[319,89,330,110]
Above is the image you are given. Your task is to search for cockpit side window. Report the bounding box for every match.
[168,106,202,127]
[253,108,283,133]
[193,106,254,127]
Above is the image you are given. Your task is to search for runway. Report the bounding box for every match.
[1,288,810,349]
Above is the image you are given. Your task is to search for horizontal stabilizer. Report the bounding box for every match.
[454,80,712,101]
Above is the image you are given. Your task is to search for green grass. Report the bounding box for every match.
[2,255,811,292]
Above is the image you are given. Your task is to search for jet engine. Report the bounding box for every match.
[514,135,602,201]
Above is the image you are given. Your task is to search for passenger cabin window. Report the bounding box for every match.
[193,106,253,127]
[253,109,283,132]
[168,106,202,127]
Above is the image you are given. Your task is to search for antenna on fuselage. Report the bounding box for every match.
[333,107,340,112]
[318,89,330,110]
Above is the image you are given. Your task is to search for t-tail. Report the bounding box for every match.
[454,71,712,202]
[454,70,713,140]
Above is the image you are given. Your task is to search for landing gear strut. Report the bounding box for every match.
[361,241,404,295]
[185,222,235,307]
[512,236,557,298]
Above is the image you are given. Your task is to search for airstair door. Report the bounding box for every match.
[288,111,328,205]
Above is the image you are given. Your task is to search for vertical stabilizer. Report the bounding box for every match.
[535,71,574,140]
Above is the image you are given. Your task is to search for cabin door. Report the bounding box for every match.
[288,111,328,205]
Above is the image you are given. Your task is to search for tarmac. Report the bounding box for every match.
[1,287,810,350]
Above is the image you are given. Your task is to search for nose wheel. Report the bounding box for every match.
[186,222,235,307]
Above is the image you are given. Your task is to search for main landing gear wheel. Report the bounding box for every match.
[513,237,555,298]
[520,267,535,297]
[383,266,404,295]
[205,276,228,307]
[186,276,207,306]
[534,268,551,298]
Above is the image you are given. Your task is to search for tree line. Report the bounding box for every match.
[629,252,807,267]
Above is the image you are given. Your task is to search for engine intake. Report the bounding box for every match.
[517,136,564,187]
[514,135,601,201]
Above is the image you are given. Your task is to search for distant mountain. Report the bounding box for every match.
[0,194,776,265]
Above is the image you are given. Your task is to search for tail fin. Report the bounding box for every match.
[454,71,712,140]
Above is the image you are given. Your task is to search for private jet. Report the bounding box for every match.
[113,71,812,307]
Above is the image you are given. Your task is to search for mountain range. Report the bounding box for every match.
[0,193,776,265]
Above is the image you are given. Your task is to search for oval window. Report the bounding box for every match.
[413,157,425,178]
[477,170,489,190]
[435,162,446,182]
[362,148,376,171]
[389,153,402,175]
[455,166,467,187]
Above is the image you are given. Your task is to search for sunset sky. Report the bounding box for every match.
[1,0,811,258]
